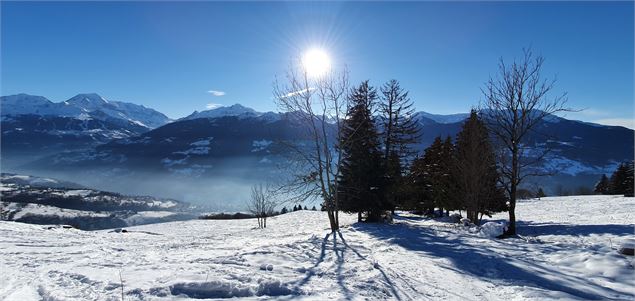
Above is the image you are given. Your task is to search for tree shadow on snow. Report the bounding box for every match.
[353,215,630,300]
[291,231,405,301]
[517,221,634,237]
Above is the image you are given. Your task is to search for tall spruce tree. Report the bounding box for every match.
[338,81,386,222]
[594,174,610,195]
[419,136,452,216]
[453,110,507,224]
[436,136,457,216]
[625,161,634,197]
[609,163,630,195]
[405,154,433,214]
[379,80,421,213]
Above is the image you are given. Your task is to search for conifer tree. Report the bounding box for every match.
[625,161,634,197]
[405,154,433,214]
[338,81,386,222]
[594,174,610,195]
[453,110,507,224]
[379,80,421,212]
[610,163,630,195]
[420,136,445,215]
[536,188,546,199]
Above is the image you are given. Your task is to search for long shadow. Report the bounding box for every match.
[517,221,634,237]
[294,233,329,290]
[354,217,629,300]
[336,231,403,301]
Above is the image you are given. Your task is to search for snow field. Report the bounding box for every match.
[0,195,633,300]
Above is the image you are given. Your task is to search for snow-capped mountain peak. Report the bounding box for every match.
[1,93,171,129]
[66,93,109,110]
[182,103,260,120]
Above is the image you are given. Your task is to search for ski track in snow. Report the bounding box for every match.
[1,195,634,300]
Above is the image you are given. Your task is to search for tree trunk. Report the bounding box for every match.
[506,146,519,236]
[327,210,339,231]
[357,212,362,222]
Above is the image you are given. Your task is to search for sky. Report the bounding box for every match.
[1,1,633,127]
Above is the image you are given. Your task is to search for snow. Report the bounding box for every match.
[182,104,259,120]
[1,195,633,300]
[477,221,507,238]
[1,93,170,129]
[252,139,273,152]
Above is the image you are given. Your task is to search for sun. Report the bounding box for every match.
[302,48,331,78]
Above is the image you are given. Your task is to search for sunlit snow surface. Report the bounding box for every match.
[1,196,633,300]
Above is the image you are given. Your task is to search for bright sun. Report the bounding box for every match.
[302,48,331,78]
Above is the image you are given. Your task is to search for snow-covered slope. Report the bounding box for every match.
[415,111,470,124]
[1,93,171,129]
[1,173,195,230]
[1,195,632,300]
[181,104,279,121]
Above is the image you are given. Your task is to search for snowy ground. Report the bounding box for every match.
[1,195,633,300]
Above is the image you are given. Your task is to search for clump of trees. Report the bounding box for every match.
[594,162,634,196]
[337,80,421,222]
[272,48,588,236]
[404,111,507,225]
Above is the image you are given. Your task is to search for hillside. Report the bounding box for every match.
[0,173,196,230]
[1,195,633,300]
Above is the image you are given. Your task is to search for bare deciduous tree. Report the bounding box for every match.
[273,62,350,232]
[247,184,276,228]
[481,48,571,236]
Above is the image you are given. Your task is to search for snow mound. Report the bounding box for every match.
[478,221,507,238]
[167,279,294,298]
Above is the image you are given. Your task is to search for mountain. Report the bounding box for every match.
[1,173,196,230]
[1,93,172,167]
[2,98,633,202]
[14,104,632,200]
[415,111,470,124]
[1,93,171,129]
[181,104,281,122]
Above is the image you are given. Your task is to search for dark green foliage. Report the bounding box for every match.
[378,80,421,212]
[609,162,633,196]
[453,111,507,224]
[594,174,610,195]
[338,81,386,222]
[404,136,454,216]
[281,207,288,214]
[626,162,634,197]
[536,188,546,198]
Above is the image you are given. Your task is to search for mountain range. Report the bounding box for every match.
[1,93,633,205]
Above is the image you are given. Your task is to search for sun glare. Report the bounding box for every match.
[302,48,331,78]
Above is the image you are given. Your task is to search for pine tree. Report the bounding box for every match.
[404,154,433,214]
[453,110,507,224]
[594,174,610,195]
[338,81,386,222]
[281,207,288,214]
[420,136,445,215]
[610,163,630,195]
[379,80,421,213]
[536,188,546,199]
[311,206,317,211]
[624,161,634,197]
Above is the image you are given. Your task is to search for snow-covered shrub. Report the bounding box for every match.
[478,221,507,238]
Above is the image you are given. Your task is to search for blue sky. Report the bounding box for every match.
[1,1,633,127]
